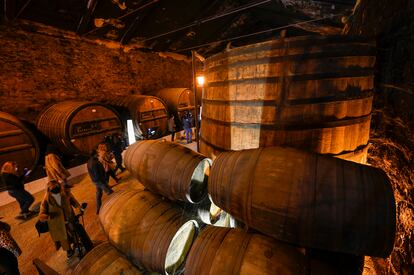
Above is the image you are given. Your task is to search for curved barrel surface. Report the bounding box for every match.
[99,189,198,274]
[111,95,168,139]
[185,226,306,275]
[209,147,396,257]
[0,111,39,173]
[73,242,141,275]
[36,101,122,155]
[124,140,211,203]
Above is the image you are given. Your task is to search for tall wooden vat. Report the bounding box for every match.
[200,35,375,163]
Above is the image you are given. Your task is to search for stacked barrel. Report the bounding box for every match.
[0,111,39,174]
[90,140,213,274]
[200,35,376,164]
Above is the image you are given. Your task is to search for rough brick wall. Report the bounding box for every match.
[0,23,192,122]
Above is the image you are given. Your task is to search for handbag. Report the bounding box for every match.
[35,220,49,236]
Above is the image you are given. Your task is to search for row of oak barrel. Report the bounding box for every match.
[74,140,395,275]
[0,88,194,175]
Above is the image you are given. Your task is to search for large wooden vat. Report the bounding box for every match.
[124,140,211,203]
[185,226,306,275]
[209,147,396,257]
[111,95,168,139]
[99,189,198,274]
[200,35,375,162]
[73,242,141,275]
[36,101,122,156]
[149,88,195,126]
[0,111,39,174]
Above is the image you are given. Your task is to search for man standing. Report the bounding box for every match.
[87,150,114,214]
[167,114,176,142]
[182,111,193,144]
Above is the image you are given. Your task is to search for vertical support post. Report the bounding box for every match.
[191,50,200,152]
[3,0,16,22]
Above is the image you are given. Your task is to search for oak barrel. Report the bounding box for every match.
[73,242,141,275]
[0,111,39,175]
[209,147,396,257]
[124,140,211,203]
[111,95,168,139]
[36,101,122,156]
[149,88,195,126]
[185,226,306,275]
[99,189,198,274]
[200,35,375,161]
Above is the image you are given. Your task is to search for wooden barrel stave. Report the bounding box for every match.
[99,189,198,274]
[205,77,373,101]
[110,95,168,139]
[0,111,39,173]
[36,101,122,155]
[200,115,370,154]
[200,36,375,159]
[73,242,141,275]
[149,88,195,119]
[124,140,211,203]
[185,227,307,275]
[202,96,373,124]
[208,147,396,257]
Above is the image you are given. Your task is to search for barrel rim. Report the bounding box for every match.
[164,219,199,275]
[207,35,376,63]
[186,157,212,204]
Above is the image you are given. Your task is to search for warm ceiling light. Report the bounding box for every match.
[196,76,205,87]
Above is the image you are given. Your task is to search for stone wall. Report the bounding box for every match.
[0,22,192,122]
[344,1,414,274]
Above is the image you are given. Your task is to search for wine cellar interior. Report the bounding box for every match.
[0,1,413,275]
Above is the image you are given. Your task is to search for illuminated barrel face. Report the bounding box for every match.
[37,101,122,156]
[0,111,39,171]
[68,105,122,154]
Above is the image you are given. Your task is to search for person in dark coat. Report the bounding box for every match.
[87,150,114,214]
[168,115,176,142]
[182,111,193,144]
[109,133,126,173]
[0,161,34,219]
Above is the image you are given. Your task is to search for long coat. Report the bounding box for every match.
[39,190,79,248]
[45,153,71,183]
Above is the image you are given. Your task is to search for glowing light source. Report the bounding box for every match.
[127,119,136,145]
[196,76,205,87]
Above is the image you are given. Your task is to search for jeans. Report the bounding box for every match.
[94,181,114,214]
[8,189,34,213]
[113,153,124,172]
[184,128,192,143]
